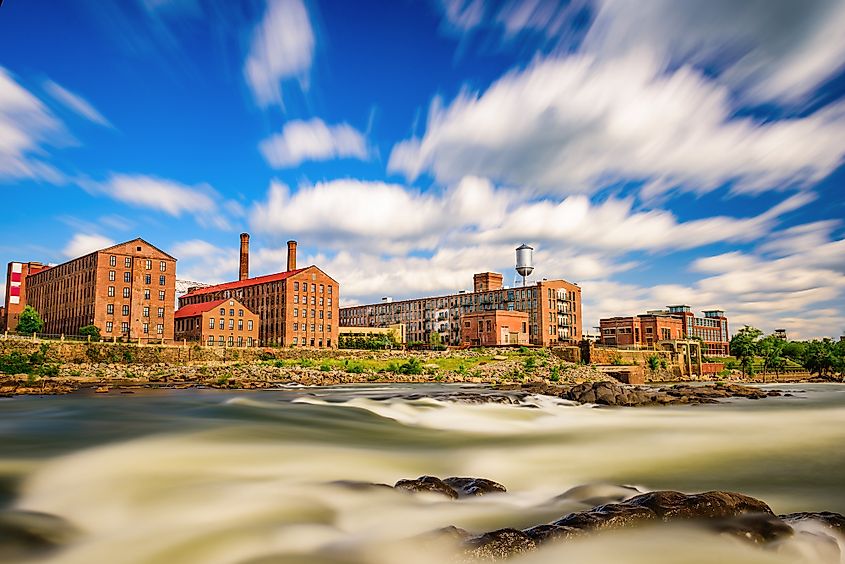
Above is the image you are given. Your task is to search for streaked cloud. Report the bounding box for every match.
[44,80,112,128]
[259,119,368,168]
[63,233,115,259]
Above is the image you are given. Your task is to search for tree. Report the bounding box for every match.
[79,325,101,342]
[758,335,785,379]
[730,326,762,377]
[16,306,44,334]
[803,339,835,377]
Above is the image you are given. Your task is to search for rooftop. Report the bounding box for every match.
[183,268,306,297]
[174,298,229,319]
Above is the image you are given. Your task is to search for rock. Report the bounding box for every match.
[522,524,580,543]
[442,477,506,497]
[394,476,459,499]
[95,386,109,393]
[465,528,536,560]
[625,490,774,520]
[555,483,641,506]
[553,502,657,531]
[706,513,794,544]
[780,511,845,534]
[0,510,78,561]
[329,480,393,491]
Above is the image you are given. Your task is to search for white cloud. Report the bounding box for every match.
[388,53,845,198]
[43,80,112,128]
[0,67,66,184]
[259,119,368,167]
[169,239,238,283]
[95,174,219,217]
[438,0,485,32]
[63,233,116,259]
[244,0,314,107]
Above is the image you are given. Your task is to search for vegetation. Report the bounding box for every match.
[338,333,400,350]
[730,326,763,376]
[79,325,102,342]
[397,357,423,375]
[646,354,660,371]
[730,326,845,378]
[0,344,58,376]
[15,306,44,334]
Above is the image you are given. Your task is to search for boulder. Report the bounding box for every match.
[442,477,507,497]
[465,528,536,560]
[394,476,459,499]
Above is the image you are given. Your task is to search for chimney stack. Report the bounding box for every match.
[239,233,250,281]
[287,240,297,271]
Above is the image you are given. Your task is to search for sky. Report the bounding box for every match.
[1,0,844,339]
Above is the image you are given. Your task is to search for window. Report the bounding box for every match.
[108,286,115,297]
[160,261,166,272]
[124,257,132,268]
[293,337,298,345]
[144,274,151,284]
[218,335,224,346]
[121,322,129,333]
[218,319,224,329]
[238,309,243,317]
[293,323,298,331]
[209,318,215,329]
[106,321,113,332]
[157,324,163,335]
[311,309,315,318]
[247,337,253,347]
[310,324,315,332]
[327,311,332,319]
[123,287,130,298]
[237,336,243,347]
[328,298,332,306]
[229,309,234,316]
[159,275,165,286]
[219,308,225,315]
[123,272,131,283]
[109,270,116,281]
[310,296,315,305]
[143,323,149,334]
[157,307,164,318]
[319,298,324,306]
[107,304,114,315]
[294,295,299,304]
[247,320,253,331]
[143,306,149,317]
[145,260,152,270]
[144,289,150,300]
[311,284,316,292]
[109,256,116,267]
[327,325,331,333]
[294,282,299,291]
[228,336,234,347]
[122,305,130,316]
[228,319,234,330]
[319,284,324,293]
[319,310,324,319]
[328,285,332,295]
[159,290,165,300]
[318,324,323,332]
[294,308,298,317]
[238,319,243,330]
[207,335,214,346]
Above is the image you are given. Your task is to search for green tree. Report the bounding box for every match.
[803,339,836,376]
[730,326,762,377]
[758,335,785,379]
[79,325,101,342]
[16,305,44,334]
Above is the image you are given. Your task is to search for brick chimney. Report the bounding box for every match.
[286,240,297,271]
[239,233,250,281]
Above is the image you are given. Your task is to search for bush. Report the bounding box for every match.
[258,351,276,361]
[16,305,44,334]
[79,325,101,342]
[397,358,423,375]
[273,359,286,368]
[37,363,59,377]
[518,346,530,354]
[299,358,314,368]
[347,363,365,374]
[646,355,660,371]
[524,356,537,371]
[549,365,561,382]
[0,352,32,374]
[319,362,332,372]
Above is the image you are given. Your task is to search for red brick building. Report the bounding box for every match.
[174,297,259,347]
[22,238,177,341]
[600,314,684,347]
[666,305,730,356]
[460,310,529,346]
[340,272,581,347]
[2,261,50,331]
[178,237,339,348]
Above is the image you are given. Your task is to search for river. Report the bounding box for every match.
[1,383,844,563]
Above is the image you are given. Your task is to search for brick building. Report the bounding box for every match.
[177,236,339,348]
[340,272,581,347]
[460,310,529,347]
[174,297,259,347]
[599,314,684,347]
[22,238,177,341]
[600,305,729,356]
[2,261,49,331]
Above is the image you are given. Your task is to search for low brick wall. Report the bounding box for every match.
[550,346,581,363]
[702,362,725,374]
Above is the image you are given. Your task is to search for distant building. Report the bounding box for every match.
[774,328,788,340]
[340,271,581,347]
[178,236,339,348]
[600,305,729,356]
[460,310,529,347]
[22,238,177,341]
[174,297,259,347]
[339,324,406,346]
[3,261,50,331]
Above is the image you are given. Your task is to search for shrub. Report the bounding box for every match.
[397,358,423,375]
[0,352,32,374]
[457,363,468,375]
[16,305,44,334]
[299,358,314,368]
[273,359,286,368]
[524,356,537,371]
[549,365,561,382]
[646,355,660,371]
[319,362,332,372]
[79,325,101,342]
[518,346,530,354]
[258,351,276,361]
[347,363,365,374]
[37,363,59,377]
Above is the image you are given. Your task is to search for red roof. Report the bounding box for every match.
[183,268,307,297]
[175,298,229,319]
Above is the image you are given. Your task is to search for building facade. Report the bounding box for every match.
[2,261,49,331]
[174,298,259,347]
[599,314,684,347]
[340,272,581,347]
[177,239,339,348]
[23,239,177,341]
[600,305,729,356]
[460,310,529,347]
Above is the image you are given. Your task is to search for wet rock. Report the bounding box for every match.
[394,476,459,499]
[553,502,657,531]
[707,513,794,544]
[780,511,845,535]
[555,483,642,506]
[522,523,580,543]
[0,510,78,560]
[465,528,536,561]
[442,477,506,497]
[625,490,775,520]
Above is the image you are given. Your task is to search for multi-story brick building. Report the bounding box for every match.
[2,261,50,331]
[174,297,259,347]
[22,238,177,341]
[460,310,529,347]
[340,272,581,347]
[599,314,684,347]
[600,305,729,356]
[177,237,339,348]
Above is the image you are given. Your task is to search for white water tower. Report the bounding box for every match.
[515,244,534,286]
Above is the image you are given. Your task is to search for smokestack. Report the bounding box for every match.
[287,240,297,272]
[239,233,250,281]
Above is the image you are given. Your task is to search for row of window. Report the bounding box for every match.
[104,321,164,334]
[208,317,254,331]
[292,282,332,294]
[291,337,331,347]
[291,323,331,333]
[107,287,167,301]
[292,308,331,319]
[218,307,245,317]
[293,295,332,306]
[109,256,168,271]
[105,304,165,317]
[207,335,254,347]
[108,271,167,285]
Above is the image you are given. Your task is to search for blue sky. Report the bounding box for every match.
[1,0,843,339]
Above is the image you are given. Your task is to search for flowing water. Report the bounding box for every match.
[1,383,844,563]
